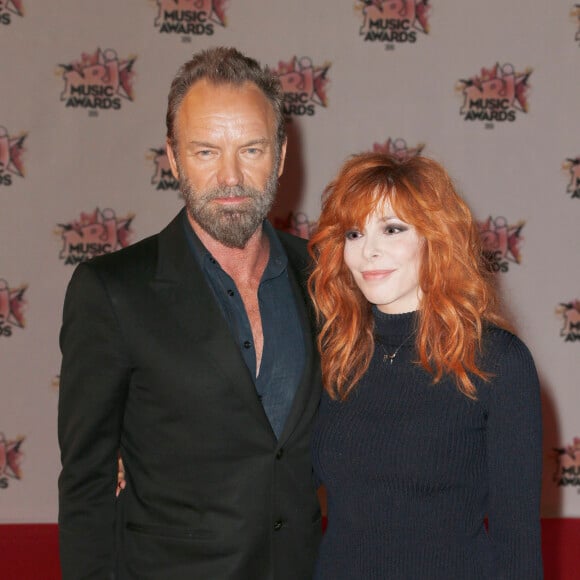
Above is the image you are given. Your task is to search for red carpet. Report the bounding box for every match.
[1,519,578,579]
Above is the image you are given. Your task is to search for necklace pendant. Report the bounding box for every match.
[379,332,414,366]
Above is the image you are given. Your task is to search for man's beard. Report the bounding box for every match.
[179,164,278,249]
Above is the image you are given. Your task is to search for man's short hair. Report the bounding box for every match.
[166,47,285,154]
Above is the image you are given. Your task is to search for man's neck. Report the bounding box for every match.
[187,214,270,284]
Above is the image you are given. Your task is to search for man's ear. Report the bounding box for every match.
[166,140,180,181]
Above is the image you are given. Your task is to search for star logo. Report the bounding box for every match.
[563,157,580,199]
[457,63,532,123]
[57,208,134,264]
[59,48,136,105]
[149,147,179,192]
[479,216,525,272]
[557,300,580,339]
[553,437,580,488]
[0,433,25,481]
[154,0,228,35]
[357,0,430,36]
[0,0,24,17]
[273,56,330,117]
[0,127,26,180]
[275,56,331,110]
[0,279,27,330]
[372,138,424,161]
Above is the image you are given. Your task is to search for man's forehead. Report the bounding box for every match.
[178,81,271,118]
[175,81,276,138]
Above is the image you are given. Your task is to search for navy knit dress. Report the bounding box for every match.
[311,309,543,579]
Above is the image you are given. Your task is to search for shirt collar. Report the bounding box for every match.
[181,210,288,279]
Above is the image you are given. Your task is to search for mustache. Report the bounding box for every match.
[198,185,260,202]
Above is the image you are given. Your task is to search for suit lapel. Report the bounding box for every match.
[276,233,321,446]
[150,211,275,438]
[150,214,320,445]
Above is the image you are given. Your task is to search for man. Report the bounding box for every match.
[58,47,322,579]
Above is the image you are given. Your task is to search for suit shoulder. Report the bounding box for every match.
[276,230,310,267]
[78,232,159,279]
[276,229,308,251]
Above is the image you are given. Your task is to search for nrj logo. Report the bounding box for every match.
[0,0,23,25]
[557,300,580,342]
[149,147,179,192]
[553,437,580,490]
[457,63,531,125]
[563,157,580,199]
[479,216,524,273]
[0,126,26,186]
[59,49,136,113]
[371,138,424,160]
[273,57,331,117]
[57,208,134,265]
[0,279,26,337]
[273,212,315,240]
[356,0,430,47]
[154,0,228,36]
[0,432,24,488]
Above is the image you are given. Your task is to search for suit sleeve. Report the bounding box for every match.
[58,263,131,579]
[485,333,543,579]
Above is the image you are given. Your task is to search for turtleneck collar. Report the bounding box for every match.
[372,305,418,346]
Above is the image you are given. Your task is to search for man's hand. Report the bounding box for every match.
[116,455,126,498]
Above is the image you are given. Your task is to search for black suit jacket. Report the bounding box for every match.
[58,211,322,579]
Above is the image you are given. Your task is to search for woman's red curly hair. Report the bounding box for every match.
[308,153,508,400]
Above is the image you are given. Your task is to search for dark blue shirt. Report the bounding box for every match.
[182,213,305,439]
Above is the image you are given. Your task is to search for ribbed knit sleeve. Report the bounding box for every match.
[482,330,543,578]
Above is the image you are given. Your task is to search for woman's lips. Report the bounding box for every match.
[361,270,394,281]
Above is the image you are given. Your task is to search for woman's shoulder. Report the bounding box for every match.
[479,324,539,388]
[482,324,532,357]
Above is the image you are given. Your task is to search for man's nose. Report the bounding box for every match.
[217,153,242,187]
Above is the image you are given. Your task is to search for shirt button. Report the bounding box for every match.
[273,519,284,531]
[227,289,234,297]
[243,340,252,349]
[275,449,284,460]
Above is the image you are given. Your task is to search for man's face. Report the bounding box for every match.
[167,79,286,248]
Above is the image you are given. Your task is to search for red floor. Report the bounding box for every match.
[0,519,578,579]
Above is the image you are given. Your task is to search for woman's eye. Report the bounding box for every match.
[385,224,407,235]
[345,230,362,240]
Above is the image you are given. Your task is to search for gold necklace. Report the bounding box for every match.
[378,333,414,365]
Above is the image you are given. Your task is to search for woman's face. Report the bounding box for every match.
[343,204,423,314]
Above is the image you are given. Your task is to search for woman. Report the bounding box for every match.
[308,153,543,579]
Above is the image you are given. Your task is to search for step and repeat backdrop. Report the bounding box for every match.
[1,1,579,524]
